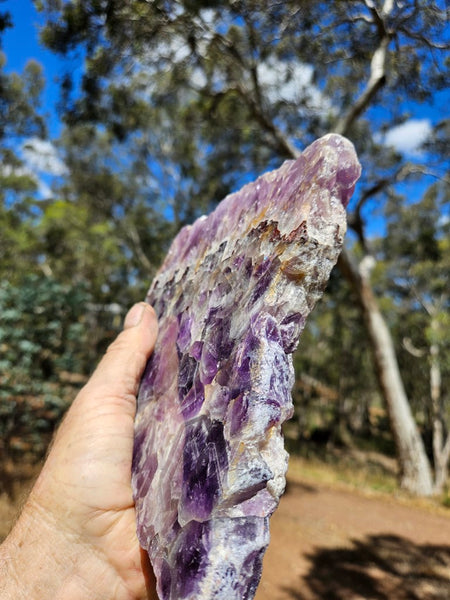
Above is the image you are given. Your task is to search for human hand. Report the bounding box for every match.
[0,302,159,600]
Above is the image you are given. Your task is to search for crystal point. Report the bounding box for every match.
[132,134,361,599]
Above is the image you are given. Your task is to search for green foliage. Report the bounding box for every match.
[40,124,173,303]
[293,270,379,442]
[1,1,448,479]
[0,2,12,37]
[0,275,91,389]
[0,275,92,461]
[442,488,450,508]
[0,22,47,236]
[0,53,46,141]
[380,181,450,433]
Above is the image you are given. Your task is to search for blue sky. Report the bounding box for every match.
[2,0,45,71]
[1,0,448,233]
[3,0,447,151]
[2,0,67,137]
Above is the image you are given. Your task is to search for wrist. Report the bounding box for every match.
[0,536,22,600]
[0,498,95,600]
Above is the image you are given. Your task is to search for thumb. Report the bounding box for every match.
[84,302,159,403]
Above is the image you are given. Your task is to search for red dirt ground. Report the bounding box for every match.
[256,475,450,600]
[1,463,449,599]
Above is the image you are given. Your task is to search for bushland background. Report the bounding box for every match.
[1,1,449,597]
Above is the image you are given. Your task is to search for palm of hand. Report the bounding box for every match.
[26,306,158,600]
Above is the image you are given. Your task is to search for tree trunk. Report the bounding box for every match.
[246,0,436,495]
[434,438,450,494]
[338,249,434,496]
[429,319,450,494]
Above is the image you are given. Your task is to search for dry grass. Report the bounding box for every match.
[1,451,448,544]
[287,453,450,517]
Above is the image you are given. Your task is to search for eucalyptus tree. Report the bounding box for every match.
[36,0,449,494]
[382,180,450,493]
[0,4,47,282]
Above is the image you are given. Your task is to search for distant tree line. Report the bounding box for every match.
[0,0,448,496]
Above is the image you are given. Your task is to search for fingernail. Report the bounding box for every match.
[124,303,146,329]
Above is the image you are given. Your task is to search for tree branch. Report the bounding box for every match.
[336,246,363,290]
[334,0,395,136]
[398,26,450,50]
[347,13,373,25]
[334,35,389,136]
[125,220,154,274]
[363,0,388,37]
[235,84,300,159]
[193,8,300,160]
[347,162,414,250]
[296,374,339,402]
[402,337,426,358]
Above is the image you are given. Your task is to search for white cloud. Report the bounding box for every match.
[197,8,217,29]
[0,138,68,199]
[438,213,449,227]
[258,60,313,103]
[258,58,313,102]
[35,178,53,198]
[190,66,208,89]
[21,138,68,176]
[383,119,432,156]
[1,164,30,179]
[155,34,191,64]
[257,58,331,114]
[0,162,51,198]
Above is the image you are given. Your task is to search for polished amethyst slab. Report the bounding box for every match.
[132,134,361,599]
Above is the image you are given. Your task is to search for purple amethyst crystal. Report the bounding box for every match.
[132,134,361,599]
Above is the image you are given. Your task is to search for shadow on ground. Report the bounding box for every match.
[283,534,450,600]
[284,479,318,496]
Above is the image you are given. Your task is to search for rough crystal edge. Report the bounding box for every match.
[132,133,361,600]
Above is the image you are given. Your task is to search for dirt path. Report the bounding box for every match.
[2,465,449,599]
[256,478,450,600]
